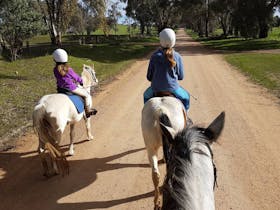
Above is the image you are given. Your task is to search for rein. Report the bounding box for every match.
[193,142,218,190]
[204,143,218,190]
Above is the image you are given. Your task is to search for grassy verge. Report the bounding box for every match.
[0,40,157,141]
[186,27,280,51]
[186,28,280,97]
[225,53,280,97]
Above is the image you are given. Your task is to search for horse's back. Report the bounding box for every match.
[141,97,186,147]
[34,93,82,129]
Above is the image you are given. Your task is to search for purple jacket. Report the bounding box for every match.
[54,67,83,91]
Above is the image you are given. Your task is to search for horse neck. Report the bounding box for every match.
[163,147,215,210]
[81,74,91,92]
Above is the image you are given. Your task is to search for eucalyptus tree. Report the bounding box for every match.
[179,0,206,36]
[36,0,77,45]
[253,0,280,38]
[107,1,122,35]
[210,0,237,37]
[122,0,183,34]
[122,0,154,35]
[0,0,44,61]
[82,0,107,35]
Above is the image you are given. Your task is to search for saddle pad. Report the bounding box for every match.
[67,95,84,113]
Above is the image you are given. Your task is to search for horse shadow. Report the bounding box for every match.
[0,144,152,210]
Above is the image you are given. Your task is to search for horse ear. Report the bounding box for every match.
[205,111,225,142]
[160,123,176,144]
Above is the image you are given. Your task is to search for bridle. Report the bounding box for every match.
[204,142,218,190]
[193,142,218,190]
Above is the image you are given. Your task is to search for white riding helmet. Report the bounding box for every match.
[159,28,176,48]
[53,48,68,63]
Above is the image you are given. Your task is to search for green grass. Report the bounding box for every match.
[0,41,157,139]
[27,25,158,47]
[187,27,280,51]
[92,24,141,35]
[225,53,280,96]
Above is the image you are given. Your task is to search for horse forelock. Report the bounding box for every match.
[163,126,215,209]
[173,127,210,159]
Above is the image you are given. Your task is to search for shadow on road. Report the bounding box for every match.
[0,146,151,210]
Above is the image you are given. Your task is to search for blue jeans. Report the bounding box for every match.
[143,86,190,110]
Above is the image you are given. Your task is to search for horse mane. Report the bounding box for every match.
[162,126,214,210]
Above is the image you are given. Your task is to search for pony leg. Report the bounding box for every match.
[147,148,161,209]
[52,130,63,173]
[69,124,76,156]
[38,139,44,153]
[38,140,49,176]
[84,116,94,141]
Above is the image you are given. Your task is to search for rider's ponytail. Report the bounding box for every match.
[57,63,69,76]
[164,48,176,68]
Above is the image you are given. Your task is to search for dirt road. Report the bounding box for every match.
[1,29,280,210]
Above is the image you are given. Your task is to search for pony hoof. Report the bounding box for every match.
[68,150,74,156]
[154,205,161,210]
[88,136,94,141]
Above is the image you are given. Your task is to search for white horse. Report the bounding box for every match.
[160,112,225,210]
[33,64,98,177]
[141,96,188,209]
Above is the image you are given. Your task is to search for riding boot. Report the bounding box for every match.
[85,106,98,118]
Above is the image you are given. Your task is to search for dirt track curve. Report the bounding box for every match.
[1,29,280,210]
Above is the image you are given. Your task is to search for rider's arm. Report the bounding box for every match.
[68,68,83,85]
[147,58,154,81]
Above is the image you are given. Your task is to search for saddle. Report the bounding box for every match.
[154,91,175,97]
[57,87,85,113]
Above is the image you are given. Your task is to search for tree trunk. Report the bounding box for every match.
[205,0,209,37]
[258,21,269,38]
[140,20,145,35]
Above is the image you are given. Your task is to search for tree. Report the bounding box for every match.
[37,0,77,46]
[253,0,280,38]
[123,0,154,35]
[107,1,122,35]
[0,0,44,61]
[81,0,108,36]
[210,0,237,37]
[123,0,182,34]
[68,6,85,34]
[180,1,206,36]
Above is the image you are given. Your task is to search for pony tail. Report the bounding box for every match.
[57,63,69,76]
[164,48,176,68]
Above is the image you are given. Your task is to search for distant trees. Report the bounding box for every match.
[107,2,122,35]
[0,0,44,61]
[122,0,181,35]
[179,0,280,38]
[122,0,280,39]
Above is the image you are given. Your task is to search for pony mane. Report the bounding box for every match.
[162,126,214,210]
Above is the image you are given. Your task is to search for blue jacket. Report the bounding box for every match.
[147,49,184,92]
